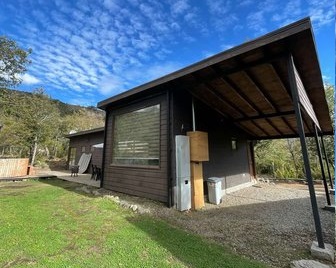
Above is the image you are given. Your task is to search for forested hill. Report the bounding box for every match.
[0,88,105,164]
[1,88,104,117]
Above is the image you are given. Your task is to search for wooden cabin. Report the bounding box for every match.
[66,127,104,173]
[97,18,333,207]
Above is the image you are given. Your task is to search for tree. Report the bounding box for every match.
[254,84,335,180]
[0,36,32,88]
[0,88,60,165]
[0,88,105,166]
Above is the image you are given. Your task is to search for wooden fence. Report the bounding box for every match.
[0,158,29,177]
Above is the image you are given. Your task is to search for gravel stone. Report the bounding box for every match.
[100,182,334,268]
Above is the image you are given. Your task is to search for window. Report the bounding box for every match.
[69,147,76,165]
[112,104,160,167]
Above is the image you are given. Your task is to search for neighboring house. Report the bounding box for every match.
[97,18,333,208]
[65,127,104,173]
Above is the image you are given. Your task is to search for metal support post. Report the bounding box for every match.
[314,125,331,205]
[287,54,325,249]
[320,135,333,189]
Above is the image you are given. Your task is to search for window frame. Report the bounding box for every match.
[69,147,77,166]
[111,103,161,169]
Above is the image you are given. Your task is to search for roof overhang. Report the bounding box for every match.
[65,127,104,138]
[98,17,333,139]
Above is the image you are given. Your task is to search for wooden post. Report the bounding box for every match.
[190,162,204,209]
[187,131,209,210]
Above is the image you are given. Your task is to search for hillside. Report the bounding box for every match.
[0,88,105,164]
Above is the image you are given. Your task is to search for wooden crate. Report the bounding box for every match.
[187,131,209,162]
[190,162,204,210]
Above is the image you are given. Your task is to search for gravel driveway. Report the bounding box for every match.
[111,182,334,267]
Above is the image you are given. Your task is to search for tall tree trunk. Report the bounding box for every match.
[31,136,38,166]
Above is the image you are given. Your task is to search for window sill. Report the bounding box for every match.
[110,163,160,170]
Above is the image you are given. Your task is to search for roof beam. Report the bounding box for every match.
[235,110,295,122]
[216,73,260,115]
[213,65,288,137]
[213,52,287,78]
[191,73,246,118]
[242,69,277,112]
[203,83,246,117]
[242,69,297,135]
[250,120,271,136]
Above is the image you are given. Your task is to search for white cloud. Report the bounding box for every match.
[247,10,267,35]
[171,0,189,16]
[144,62,182,81]
[3,0,332,106]
[21,73,41,84]
[98,74,126,96]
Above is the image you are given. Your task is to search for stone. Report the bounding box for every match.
[92,190,101,196]
[137,207,150,214]
[311,241,335,263]
[79,186,91,194]
[290,260,334,268]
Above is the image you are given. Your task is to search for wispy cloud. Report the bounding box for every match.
[0,0,333,105]
[21,73,40,85]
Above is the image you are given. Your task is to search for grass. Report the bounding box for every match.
[0,179,269,268]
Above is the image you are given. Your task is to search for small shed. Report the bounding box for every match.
[65,127,104,173]
[97,18,332,208]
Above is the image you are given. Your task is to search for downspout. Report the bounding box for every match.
[167,89,173,207]
[100,109,109,188]
[192,97,196,131]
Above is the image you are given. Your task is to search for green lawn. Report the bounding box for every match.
[0,179,268,268]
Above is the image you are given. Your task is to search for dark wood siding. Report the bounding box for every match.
[194,98,252,190]
[172,89,252,193]
[103,94,168,203]
[68,131,104,172]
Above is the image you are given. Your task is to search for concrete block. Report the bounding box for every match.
[290,260,334,268]
[311,241,335,263]
[322,205,335,213]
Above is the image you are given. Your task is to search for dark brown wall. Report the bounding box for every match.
[172,89,252,192]
[103,94,168,202]
[68,131,104,172]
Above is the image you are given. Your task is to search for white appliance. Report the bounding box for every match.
[175,135,191,211]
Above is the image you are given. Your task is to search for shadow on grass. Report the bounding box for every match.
[37,177,101,198]
[126,215,268,268]
[126,194,334,268]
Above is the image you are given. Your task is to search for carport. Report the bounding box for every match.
[178,18,333,251]
[165,17,333,250]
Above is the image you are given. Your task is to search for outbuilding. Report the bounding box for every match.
[97,18,332,212]
[66,127,104,173]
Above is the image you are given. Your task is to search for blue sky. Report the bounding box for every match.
[0,0,334,106]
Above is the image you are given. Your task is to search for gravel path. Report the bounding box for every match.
[105,182,334,267]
